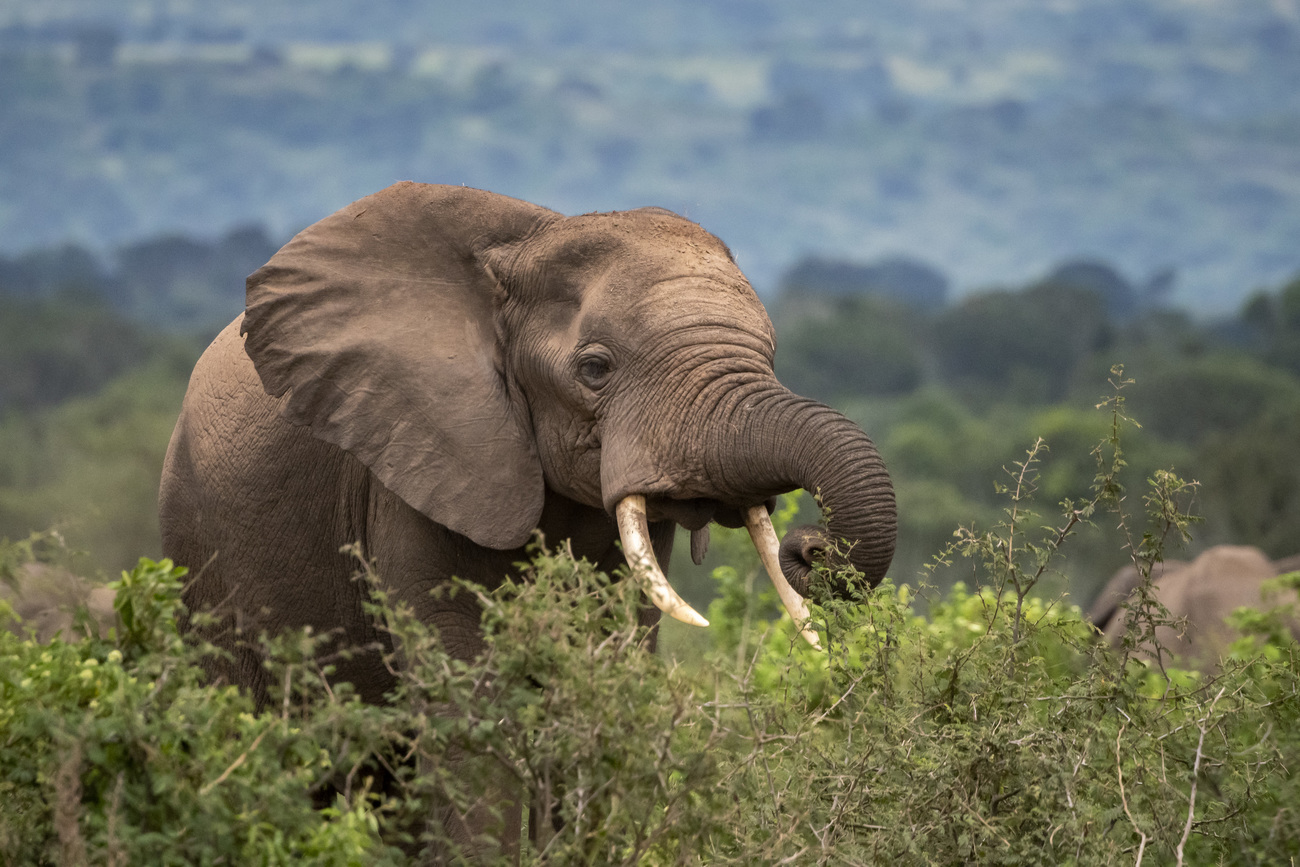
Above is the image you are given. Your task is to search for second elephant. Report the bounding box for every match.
[0,564,117,643]
[1089,545,1300,666]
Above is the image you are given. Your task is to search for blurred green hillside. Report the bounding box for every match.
[3,232,1297,615]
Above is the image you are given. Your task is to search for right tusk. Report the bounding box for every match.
[616,495,709,627]
[743,505,822,649]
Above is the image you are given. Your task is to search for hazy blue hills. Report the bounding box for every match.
[1,0,1298,311]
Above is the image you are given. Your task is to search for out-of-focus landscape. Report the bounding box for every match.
[3,0,1299,608]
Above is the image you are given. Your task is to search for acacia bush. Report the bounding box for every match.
[2,370,1299,864]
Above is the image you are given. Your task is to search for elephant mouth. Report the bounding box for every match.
[642,495,716,532]
[641,495,771,532]
[615,494,821,648]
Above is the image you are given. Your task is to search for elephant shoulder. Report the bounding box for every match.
[184,316,279,420]
[170,316,305,463]
[1178,546,1275,609]
[161,316,351,528]
[1090,558,1184,634]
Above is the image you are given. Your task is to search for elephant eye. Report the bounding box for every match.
[577,353,613,389]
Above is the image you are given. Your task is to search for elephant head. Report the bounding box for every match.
[239,182,896,637]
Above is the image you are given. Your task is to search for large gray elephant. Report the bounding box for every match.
[1088,545,1300,666]
[158,182,897,853]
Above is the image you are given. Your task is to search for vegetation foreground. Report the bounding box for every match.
[2,378,1299,865]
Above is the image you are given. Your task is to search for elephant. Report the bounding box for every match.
[1088,545,1300,667]
[157,182,897,855]
[0,564,117,643]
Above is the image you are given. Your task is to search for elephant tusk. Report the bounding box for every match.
[743,505,822,649]
[616,495,710,627]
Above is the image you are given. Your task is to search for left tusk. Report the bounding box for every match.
[744,505,822,649]
[616,495,709,627]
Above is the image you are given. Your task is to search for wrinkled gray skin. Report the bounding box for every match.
[158,183,896,855]
[1089,545,1300,667]
[1,565,117,642]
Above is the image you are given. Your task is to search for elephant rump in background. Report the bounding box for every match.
[0,564,117,643]
[1088,545,1300,666]
[158,182,896,852]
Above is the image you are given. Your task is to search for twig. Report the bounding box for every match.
[200,726,271,796]
[1116,724,1148,866]
[1175,686,1226,866]
[281,663,292,720]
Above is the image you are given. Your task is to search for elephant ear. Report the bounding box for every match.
[241,181,558,550]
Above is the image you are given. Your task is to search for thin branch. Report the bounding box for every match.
[200,726,271,796]
[1116,724,1149,867]
[1175,686,1226,866]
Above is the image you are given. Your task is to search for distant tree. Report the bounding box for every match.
[1200,402,1300,559]
[115,235,211,310]
[114,225,277,333]
[1141,266,1177,308]
[931,284,1111,402]
[1125,351,1300,445]
[1278,275,1300,329]
[778,254,949,309]
[0,245,112,300]
[1240,289,1275,333]
[875,388,1014,498]
[772,294,925,402]
[0,358,193,572]
[1037,258,1139,319]
[215,224,279,288]
[0,296,154,415]
[1228,273,1300,377]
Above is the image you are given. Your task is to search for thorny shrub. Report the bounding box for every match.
[1,366,1298,864]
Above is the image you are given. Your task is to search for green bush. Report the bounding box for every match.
[0,557,401,865]
[2,369,1299,864]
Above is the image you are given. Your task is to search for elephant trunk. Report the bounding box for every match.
[609,383,895,645]
[708,389,897,596]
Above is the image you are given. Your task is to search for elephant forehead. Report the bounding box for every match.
[564,205,728,243]
[536,210,740,283]
[582,275,776,355]
[511,208,776,350]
